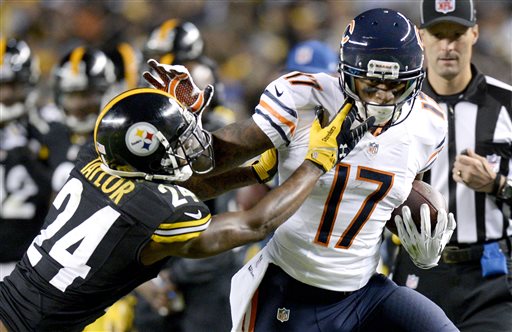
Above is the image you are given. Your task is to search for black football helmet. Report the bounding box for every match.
[105,42,142,90]
[339,8,424,128]
[94,88,214,182]
[53,46,116,133]
[144,19,204,65]
[0,37,40,123]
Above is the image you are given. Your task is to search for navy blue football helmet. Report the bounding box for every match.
[94,88,214,182]
[339,8,424,128]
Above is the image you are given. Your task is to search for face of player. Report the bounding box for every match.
[0,81,29,125]
[0,81,27,106]
[60,90,103,133]
[421,22,478,81]
[354,79,407,105]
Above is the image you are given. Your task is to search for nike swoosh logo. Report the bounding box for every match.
[275,86,284,97]
[184,211,203,219]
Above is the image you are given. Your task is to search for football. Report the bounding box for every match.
[386,180,447,236]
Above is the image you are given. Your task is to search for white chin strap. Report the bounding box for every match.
[100,163,193,182]
[356,101,399,126]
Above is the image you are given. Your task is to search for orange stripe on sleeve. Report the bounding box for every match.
[426,149,440,163]
[248,289,259,332]
[259,100,296,135]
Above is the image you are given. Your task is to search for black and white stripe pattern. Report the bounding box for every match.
[423,65,512,244]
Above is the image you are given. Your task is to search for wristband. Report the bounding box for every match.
[491,174,503,196]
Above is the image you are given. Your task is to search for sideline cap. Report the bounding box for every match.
[420,0,476,29]
[285,40,338,74]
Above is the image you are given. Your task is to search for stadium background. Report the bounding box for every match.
[2,0,511,120]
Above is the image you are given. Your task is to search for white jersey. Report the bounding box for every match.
[253,72,447,291]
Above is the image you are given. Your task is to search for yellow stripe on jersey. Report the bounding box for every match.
[152,216,211,243]
[259,99,296,135]
[157,214,211,230]
[152,230,203,244]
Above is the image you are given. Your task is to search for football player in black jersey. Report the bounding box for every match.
[0,37,52,281]
[138,19,240,332]
[39,46,117,194]
[0,88,371,331]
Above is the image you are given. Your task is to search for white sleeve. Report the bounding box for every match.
[252,77,300,148]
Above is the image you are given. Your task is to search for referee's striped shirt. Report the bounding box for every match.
[423,64,512,244]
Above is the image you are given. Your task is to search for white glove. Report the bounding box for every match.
[143,59,214,114]
[395,204,456,269]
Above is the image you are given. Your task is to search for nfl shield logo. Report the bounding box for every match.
[368,142,379,155]
[276,307,290,322]
[435,0,455,14]
[405,274,419,289]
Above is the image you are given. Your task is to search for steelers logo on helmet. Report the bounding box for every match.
[94,88,214,182]
[125,122,160,157]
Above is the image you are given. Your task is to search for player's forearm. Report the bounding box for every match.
[184,161,322,257]
[183,166,258,200]
[244,160,323,233]
[209,118,273,175]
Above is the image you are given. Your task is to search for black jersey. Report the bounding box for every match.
[0,144,211,331]
[40,121,90,192]
[0,122,52,262]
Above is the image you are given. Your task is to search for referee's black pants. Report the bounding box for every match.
[392,239,512,332]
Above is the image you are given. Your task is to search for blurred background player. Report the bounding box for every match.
[392,0,512,331]
[103,42,142,104]
[0,37,52,281]
[133,19,241,332]
[143,19,232,128]
[40,46,116,193]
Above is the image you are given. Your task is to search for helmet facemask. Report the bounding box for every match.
[1,38,40,125]
[54,47,116,134]
[340,59,424,129]
[157,111,214,181]
[338,9,425,130]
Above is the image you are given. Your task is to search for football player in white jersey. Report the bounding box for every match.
[144,8,457,332]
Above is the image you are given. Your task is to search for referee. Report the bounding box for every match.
[392,0,512,331]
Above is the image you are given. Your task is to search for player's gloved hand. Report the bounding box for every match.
[143,59,214,114]
[395,204,456,269]
[305,102,374,173]
[252,148,278,183]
